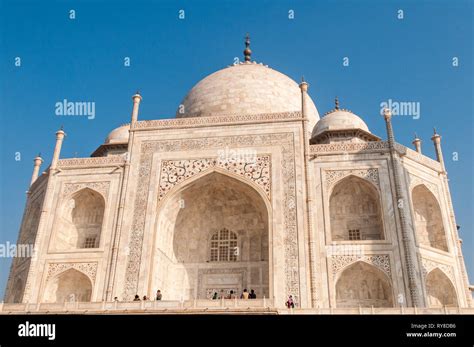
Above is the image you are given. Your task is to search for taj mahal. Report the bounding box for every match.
[3,37,473,313]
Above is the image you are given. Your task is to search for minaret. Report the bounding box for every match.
[51,126,66,170]
[29,153,43,187]
[431,128,445,171]
[299,78,309,116]
[412,133,422,153]
[105,92,141,300]
[299,77,318,307]
[130,91,142,126]
[382,108,420,306]
[243,33,252,62]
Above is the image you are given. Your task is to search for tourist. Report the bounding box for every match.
[219,289,225,299]
[156,290,162,300]
[113,297,119,302]
[133,295,140,301]
[249,289,256,299]
[212,292,218,300]
[240,289,249,299]
[227,290,235,299]
[143,295,148,301]
[286,295,295,308]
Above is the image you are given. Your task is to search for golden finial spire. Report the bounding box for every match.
[244,33,252,62]
[335,96,339,110]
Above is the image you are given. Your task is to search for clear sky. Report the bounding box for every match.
[0,0,472,299]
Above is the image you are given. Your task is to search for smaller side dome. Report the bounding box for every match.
[105,124,130,144]
[312,110,369,138]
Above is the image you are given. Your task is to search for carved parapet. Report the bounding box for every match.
[134,111,303,130]
[57,155,125,169]
[395,144,442,172]
[309,141,390,156]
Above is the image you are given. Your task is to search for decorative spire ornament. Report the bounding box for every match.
[243,33,252,62]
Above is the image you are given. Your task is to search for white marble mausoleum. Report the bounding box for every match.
[4,38,473,311]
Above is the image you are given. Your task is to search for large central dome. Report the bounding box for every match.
[176,62,320,127]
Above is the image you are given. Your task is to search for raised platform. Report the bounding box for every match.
[1,300,473,315]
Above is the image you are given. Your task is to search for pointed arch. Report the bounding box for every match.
[336,261,394,307]
[157,166,271,211]
[150,170,271,300]
[425,268,458,307]
[329,175,384,241]
[43,268,93,303]
[51,187,105,250]
[412,184,448,251]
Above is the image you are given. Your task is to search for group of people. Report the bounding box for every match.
[131,290,163,302]
[116,290,296,308]
[211,288,257,300]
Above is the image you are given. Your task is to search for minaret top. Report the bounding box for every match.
[243,33,252,62]
[431,127,441,141]
[335,96,340,110]
[56,125,65,136]
[132,91,142,102]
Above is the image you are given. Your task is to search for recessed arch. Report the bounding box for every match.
[412,184,448,251]
[43,268,93,303]
[329,175,384,241]
[335,261,394,307]
[425,268,458,307]
[150,170,270,300]
[51,188,105,251]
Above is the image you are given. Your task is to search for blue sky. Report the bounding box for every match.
[0,0,472,299]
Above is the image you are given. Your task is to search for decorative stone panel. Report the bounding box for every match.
[46,262,98,283]
[324,168,380,190]
[420,257,454,283]
[409,176,439,197]
[62,181,110,200]
[159,155,271,200]
[123,133,299,300]
[331,255,391,278]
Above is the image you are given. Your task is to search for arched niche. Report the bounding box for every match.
[43,269,93,303]
[336,261,394,307]
[330,176,384,241]
[425,268,458,307]
[151,171,270,300]
[412,185,448,251]
[51,188,105,251]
